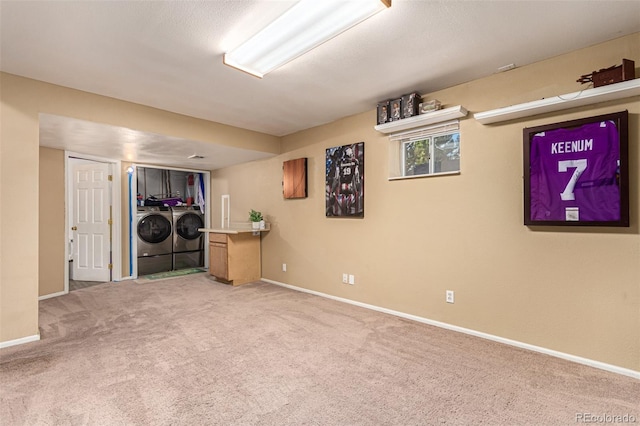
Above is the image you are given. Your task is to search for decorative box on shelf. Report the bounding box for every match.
[593,59,635,87]
[389,98,402,122]
[419,99,441,114]
[376,100,390,125]
[401,92,422,119]
[577,58,635,88]
[376,91,423,125]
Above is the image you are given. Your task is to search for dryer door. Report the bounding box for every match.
[176,213,204,241]
[174,213,204,253]
[138,214,172,244]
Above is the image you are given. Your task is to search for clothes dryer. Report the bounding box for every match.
[137,206,173,275]
[171,206,205,270]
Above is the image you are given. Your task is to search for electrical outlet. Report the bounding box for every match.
[446,290,455,304]
[282,263,287,272]
[342,273,348,284]
[348,274,355,285]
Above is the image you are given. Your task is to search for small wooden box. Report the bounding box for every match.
[592,59,635,87]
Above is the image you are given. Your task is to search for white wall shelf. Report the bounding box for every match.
[374,105,468,135]
[474,78,640,125]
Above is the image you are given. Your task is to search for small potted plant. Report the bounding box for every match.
[249,209,263,230]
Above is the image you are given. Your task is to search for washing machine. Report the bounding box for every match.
[137,206,173,275]
[171,206,205,270]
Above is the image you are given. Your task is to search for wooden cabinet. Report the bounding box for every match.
[208,232,261,286]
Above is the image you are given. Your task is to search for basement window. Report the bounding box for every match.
[388,120,460,180]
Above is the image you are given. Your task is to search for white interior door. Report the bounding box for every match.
[71,160,111,282]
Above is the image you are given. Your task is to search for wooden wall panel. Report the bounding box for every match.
[283,158,307,199]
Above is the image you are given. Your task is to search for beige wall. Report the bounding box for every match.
[0,73,280,343]
[2,34,638,372]
[1,74,40,342]
[38,156,136,297]
[39,147,65,296]
[211,34,640,371]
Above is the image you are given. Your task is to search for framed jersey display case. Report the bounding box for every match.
[523,110,629,227]
[326,142,364,217]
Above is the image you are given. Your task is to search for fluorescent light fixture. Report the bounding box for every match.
[224,0,391,78]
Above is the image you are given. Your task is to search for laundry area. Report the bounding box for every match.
[136,167,206,276]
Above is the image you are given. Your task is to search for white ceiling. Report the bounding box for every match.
[1,0,638,170]
[38,113,275,170]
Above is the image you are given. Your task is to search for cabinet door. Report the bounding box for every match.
[209,243,228,280]
[226,234,261,284]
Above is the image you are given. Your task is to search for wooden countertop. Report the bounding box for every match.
[199,223,270,235]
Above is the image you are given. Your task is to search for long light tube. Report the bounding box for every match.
[224,0,391,78]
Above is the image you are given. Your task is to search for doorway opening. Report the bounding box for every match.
[65,153,122,293]
[130,165,210,279]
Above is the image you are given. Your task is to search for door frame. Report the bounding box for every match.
[64,152,122,293]
[129,164,210,279]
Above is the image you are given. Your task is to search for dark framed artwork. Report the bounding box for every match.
[326,142,364,217]
[523,110,629,227]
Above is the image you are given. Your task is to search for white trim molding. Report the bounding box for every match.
[375,105,468,134]
[65,152,123,289]
[262,278,640,380]
[39,291,68,301]
[0,334,40,349]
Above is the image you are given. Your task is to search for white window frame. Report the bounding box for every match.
[388,120,461,180]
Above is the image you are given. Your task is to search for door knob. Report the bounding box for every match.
[71,226,77,231]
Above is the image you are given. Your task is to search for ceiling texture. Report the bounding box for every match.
[1,0,638,170]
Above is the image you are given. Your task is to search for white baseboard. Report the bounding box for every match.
[39,278,134,301]
[115,276,135,282]
[262,278,640,380]
[39,290,67,300]
[0,334,40,349]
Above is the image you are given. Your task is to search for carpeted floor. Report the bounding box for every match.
[142,268,207,281]
[69,279,108,291]
[1,275,638,425]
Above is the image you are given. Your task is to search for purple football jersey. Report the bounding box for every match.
[530,120,620,222]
